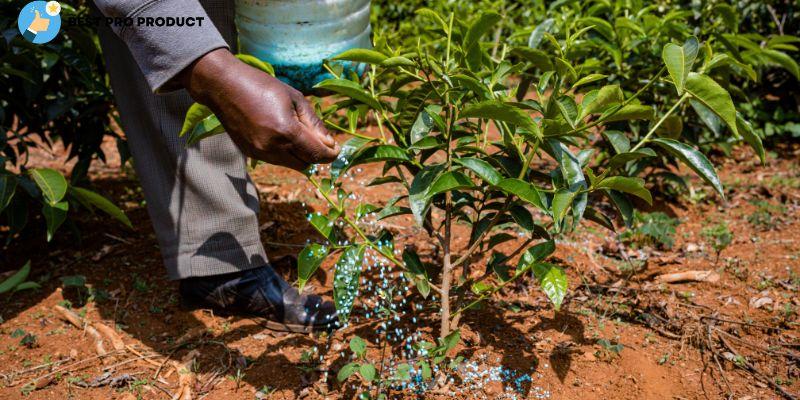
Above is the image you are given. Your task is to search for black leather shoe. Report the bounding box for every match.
[179,264,339,333]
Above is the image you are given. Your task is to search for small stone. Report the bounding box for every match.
[69,349,79,358]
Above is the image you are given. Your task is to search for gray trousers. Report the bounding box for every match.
[97,1,269,279]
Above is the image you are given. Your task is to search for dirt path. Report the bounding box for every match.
[0,139,798,399]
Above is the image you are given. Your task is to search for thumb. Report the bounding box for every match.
[34,10,41,19]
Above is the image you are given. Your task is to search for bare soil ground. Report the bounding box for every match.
[0,136,798,400]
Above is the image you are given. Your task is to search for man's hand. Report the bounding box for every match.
[180,49,339,171]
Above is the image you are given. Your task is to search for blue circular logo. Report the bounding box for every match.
[17,1,61,44]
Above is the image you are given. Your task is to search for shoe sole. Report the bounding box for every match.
[180,299,335,334]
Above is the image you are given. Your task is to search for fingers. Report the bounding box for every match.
[293,94,336,149]
[290,96,340,165]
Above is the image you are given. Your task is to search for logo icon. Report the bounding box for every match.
[17,1,61,44]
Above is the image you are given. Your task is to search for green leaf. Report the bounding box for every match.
[602,104,654,122]
[528,19,555,49]
[0,260,31,294]
[30,168,68,205]
[418,361,432,381]
[684,72,738,136]
[185,114,225,146]
[394,363,412,381]
[332,48,387,65]
[511,47,554,71]
[762,49,800,79]
[551,189,577,226]
[350,336,367,357]
[409,165,444,226]
[736,114,765,164]
[331,137,373,179]
[581,85,623,118]
[0,174,17,213]
[651,138,724,198]
[308,212,333,240]
[350,145,410,167]
[460,100,539,136]
[606,189,634,228]
[43,201,68,242]
[382,56,415,67]
[533,262,568,311]
[690,99,723,136]
[572,74,607,88]
[516,240,556,274]
[427,171,475,197]
[333,245,366,322]
[70,187,132,228]
[315,79,382,110]
[596,176,652,205]
[607,149,655,171]
[662,37,699,95]
[415,8,448,33]
[235,54,275,76]
[297,243,328,291]
[603,130,630,154]
[464,12,502,50]
[337,362,359,382]
[13,281,40,292]
[494,178,545,209]
[454,158,502,185]
[180,103,213,137]
[359,363,377,382]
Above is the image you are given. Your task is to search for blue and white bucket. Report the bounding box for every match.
[235,0,372,93]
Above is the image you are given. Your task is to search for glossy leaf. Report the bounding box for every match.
[180,103,213,137]
[651,138,724,198]
[662,37,698,94]
[333,245,366,323]
[736,113,765,164]
[30,168,67,205]
[70,187,132,228]
[460,100,538,135]
[235,54,275,76]
[43,201,68,242]
[464,12,501,50]
[495,178,545,209]
[186,114,225,146]
[427,171,475,197]
[0,260,31,294]
[684,72,738,136]
[332,48,387,65]
[455,157,502,185]
[297,243,328,291]
[533,262,568,311]
[409,165,444,226]
[596,176,653,205]
[315,79,382,110]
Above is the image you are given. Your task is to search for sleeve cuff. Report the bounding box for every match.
[115,0,230,93]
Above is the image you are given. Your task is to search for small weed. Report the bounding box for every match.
[657,352,670,365]
[723,257,749,281]
[701,222,732,263]
[620,211,680,250]
[747,200,786,231]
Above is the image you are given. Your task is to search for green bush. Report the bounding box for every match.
[1,1,129,244]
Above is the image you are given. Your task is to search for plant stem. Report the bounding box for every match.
[630,93,689,152]
[439,103,455,339]
[307,176,444,296]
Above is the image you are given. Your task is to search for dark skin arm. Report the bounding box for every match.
[179,49,339,171]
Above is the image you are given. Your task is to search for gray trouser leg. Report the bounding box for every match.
[96,1,268,279]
